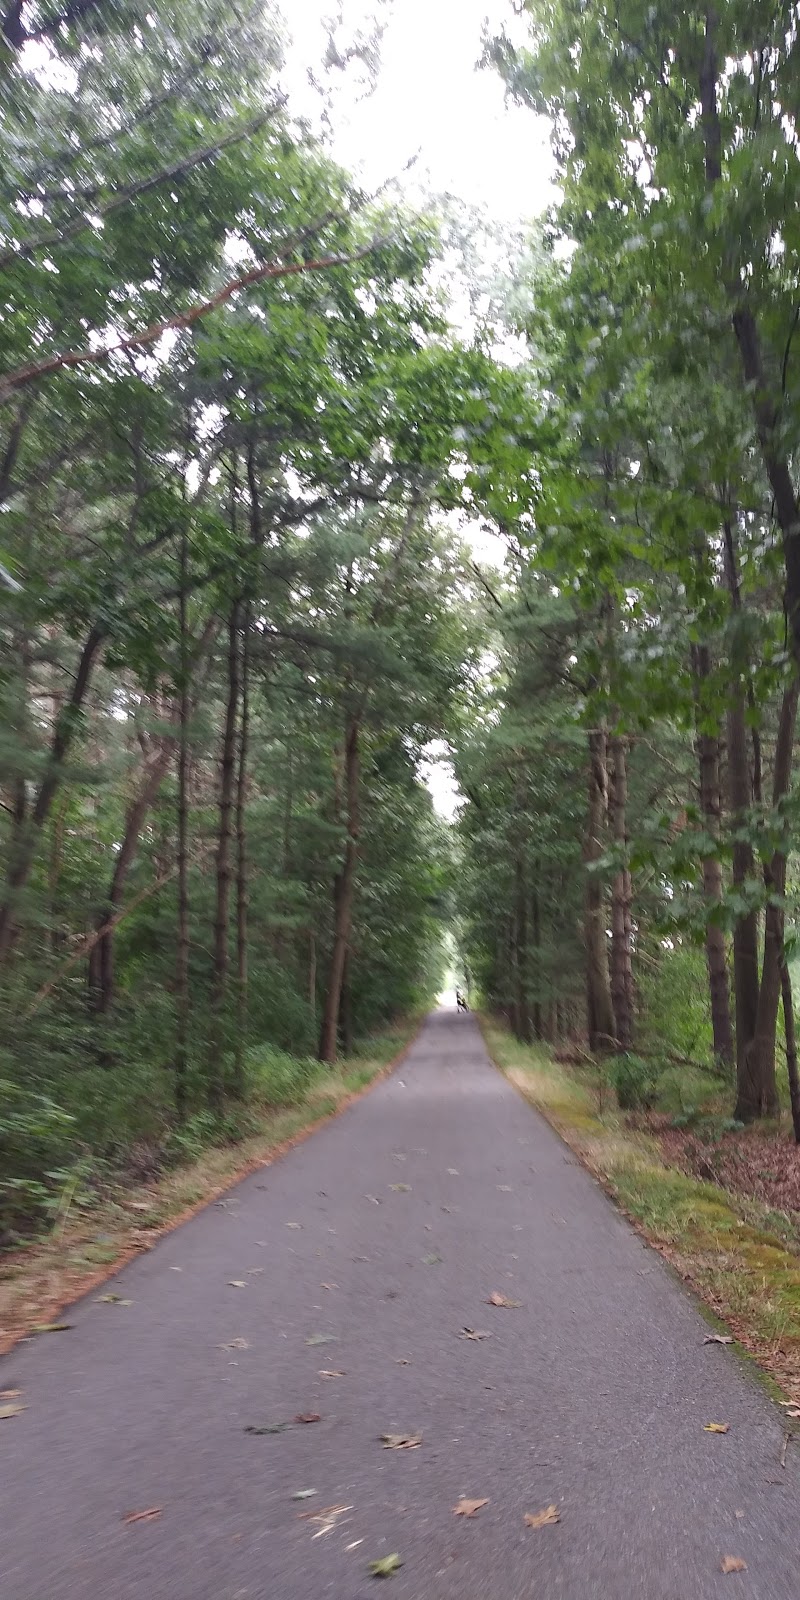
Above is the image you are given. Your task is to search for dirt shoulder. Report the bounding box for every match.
[0,1020,420,1354]
[481,1018,800,1408]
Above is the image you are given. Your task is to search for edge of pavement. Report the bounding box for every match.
[0,1014,426,1357]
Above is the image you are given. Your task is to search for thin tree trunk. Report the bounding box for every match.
[514,849,531,1042]
[233,604,250,1097]
[318,716,360,1064]
[531,874,542,1039]
[691,640,734,1066]
[585,726,615,1050]
[745,681,799,1118]
[309,929,316,1015]
[208,598,241,1103]
[781,961,800,1144]
[0,623,105,960]
[174,529,190,1120]
[88,745,173,1012]
[609,733,633,1051]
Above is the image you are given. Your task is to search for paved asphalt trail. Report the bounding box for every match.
[3,1011,800,1599]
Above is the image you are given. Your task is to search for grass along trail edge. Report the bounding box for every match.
[481,1017,800,1408]
[0,1018,422,1355]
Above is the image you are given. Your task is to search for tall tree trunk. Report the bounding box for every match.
[174,530,190,1120]
[514,849,531,1042]
[584,726,615,1050]
[208,599,241,1103]
[88,745,173,1013]
[698,14,800,674]
[722,522,767,1117]
[0,623,105,960]
[609,733,633,1051]
[531,872,542,1039]
[781,961,800,1144]
[744,680,799,1118]
[318,716,360,1064]
[233,604,250,1097]
[691,640,734,1066]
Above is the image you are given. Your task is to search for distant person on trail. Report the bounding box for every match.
[456,990,469,1012]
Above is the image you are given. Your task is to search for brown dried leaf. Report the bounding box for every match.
[122,1507,162,1525]
[0,1403,27,1420]
[0,1388,22,1399]
[704,1334,734,1346]
[295,1412,321,1424]
[380,1432,422,1450]
[720,1556,747,1574]
[704,1422,730,1434]
[452,1497,489,1519]
[487,1292,521,1308]
[524,1505,560,1529]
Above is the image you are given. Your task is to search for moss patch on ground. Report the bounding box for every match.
[0,1019,419,1353]
[482,1019,800,1405]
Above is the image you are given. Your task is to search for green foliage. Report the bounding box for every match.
[609,1054,659,1112]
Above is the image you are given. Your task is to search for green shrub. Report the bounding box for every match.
[0,1079,77,1235]
[244,1044,322,1108]
[610,1052,660,1110]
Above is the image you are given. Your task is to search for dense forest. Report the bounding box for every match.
[4,0,800,1244]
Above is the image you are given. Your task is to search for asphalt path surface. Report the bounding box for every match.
[3,1009,800,1598]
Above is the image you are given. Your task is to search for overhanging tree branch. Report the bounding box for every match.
[0,236,389,402]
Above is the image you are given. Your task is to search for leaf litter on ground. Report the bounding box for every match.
[524,1505,560,1528]
[369,1554,402,1577]
[294,1413,321,1424]
[486,1291,521,1308]
[380,1432,422,1450]
[95,1293,132,1304]
[704,1333,734,1346]
[452,1497,489,1518]
[720,1556,747,1573]
[704,1422,730,1433]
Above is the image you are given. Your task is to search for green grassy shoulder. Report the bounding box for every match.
[0,1017,420,1352]
[481,1018,800,1405]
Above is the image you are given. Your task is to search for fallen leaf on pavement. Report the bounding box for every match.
[447,1168,459,1176]
[95,1294,132,1304]
[295,1413,321,1424]
[34,1323,72,1333]
[380,1432,422,1450]
[453,1497,489,1518]
[346,1539,364,1551]
[0,1388,22,1399]
[460,1328,492,1341]
[320,1282,337,1290]
[487,1292,521,1308]
[395,1357,411,1365]
[287,1222,301,1229]
[720,1556,747,1573]
[292,1489,317,1500]
[122,1508,161,1525]
[244,1422,290,1434]
[524,1505,560,1528]
[218,1337,250,1350]
[0,1403,27,1419]
[422,1253,442,1265]
[704,1422,730,1433]
[496,1185,512,1192]
[365,1195,381,1204]
[228,1281,247,1289]
[319,1369,346,1378]
[298,1503,352,1538]
[389,1183,411,1192]
[784,1408,800,1419]
[704,1334,734,1346]
[305,1333,337,1346]
[369,1554,402,1577]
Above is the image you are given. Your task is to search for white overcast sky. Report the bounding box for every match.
[284,2,553,818]
[283,0,554,223]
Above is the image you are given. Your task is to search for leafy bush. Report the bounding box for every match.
[0,1079,77,1235]
[610,1052,660,1110]
[245,1044,322,1108]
